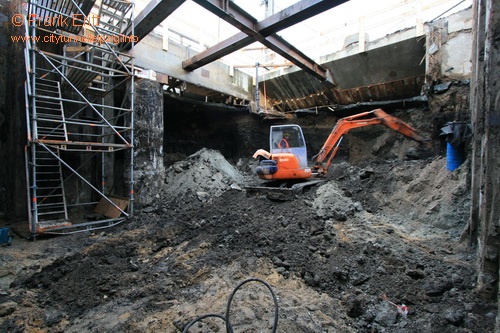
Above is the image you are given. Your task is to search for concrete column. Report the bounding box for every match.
[265,0,275,17]
[469,0,500,325]
[162,23,169,51]
[416,1,424,36]
[358,16,366,52]
[132,79,165,206]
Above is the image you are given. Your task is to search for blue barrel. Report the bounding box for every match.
[0,227,13,246]
[446,142,464,171]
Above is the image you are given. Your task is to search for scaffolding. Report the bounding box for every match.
[24,0,135,235]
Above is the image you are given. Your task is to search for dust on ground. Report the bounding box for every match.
[0,148,497,333]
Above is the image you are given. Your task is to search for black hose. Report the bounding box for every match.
[181,277,279,333]
[225,278,279,333]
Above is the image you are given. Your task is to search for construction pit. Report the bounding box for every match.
[0,0,498,331]
[0,86,497,332]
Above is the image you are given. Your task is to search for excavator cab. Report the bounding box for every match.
[270,125,307,167]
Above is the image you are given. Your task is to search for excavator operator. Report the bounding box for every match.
[278,132,290,148]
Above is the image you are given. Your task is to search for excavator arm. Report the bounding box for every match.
[312,108,431,176]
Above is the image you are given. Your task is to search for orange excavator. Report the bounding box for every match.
[252,108,432,182]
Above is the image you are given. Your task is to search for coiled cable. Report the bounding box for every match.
[182,277,279,333]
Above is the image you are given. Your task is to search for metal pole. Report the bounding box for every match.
[255,62,260,112]
[29,6,38,233]
[101,96,106,196]
[129,1,136,216]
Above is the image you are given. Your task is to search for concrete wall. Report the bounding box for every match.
[0,0,28,220]
[429,7,473,80]
[441,8,473,78]
[469,1,500,329]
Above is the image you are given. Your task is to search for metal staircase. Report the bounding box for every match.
[97,0,133,37]
[24,0,135,235]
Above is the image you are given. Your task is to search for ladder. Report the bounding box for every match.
[30,145,69,231]
[29,76,70,232]
[34,78,68,141]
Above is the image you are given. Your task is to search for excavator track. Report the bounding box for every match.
[245,179,325,201]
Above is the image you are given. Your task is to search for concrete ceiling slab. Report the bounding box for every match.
[262,37,426,112]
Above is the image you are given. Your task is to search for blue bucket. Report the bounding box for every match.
[446,142,464,171]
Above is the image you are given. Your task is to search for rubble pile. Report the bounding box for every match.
[162,148,245,202]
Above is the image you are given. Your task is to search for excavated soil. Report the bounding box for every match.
[0,148,497,333]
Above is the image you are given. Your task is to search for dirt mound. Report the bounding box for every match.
[313,181,362,220]
[162,148,245,202]
[329,158,470,238]
[0,151,496,333]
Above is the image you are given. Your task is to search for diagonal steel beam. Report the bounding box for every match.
[123,0,187,49]
[185,0,349,83]
[182,31,253,70]
[255,0,350,37]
